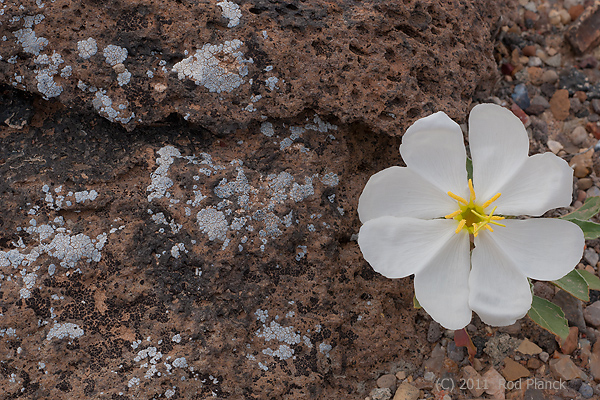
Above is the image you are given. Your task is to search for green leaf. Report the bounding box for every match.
[560,197,600,222]
[566,219,600,240]
[528,295,570,341]
[413,296,421,309]
[578,269,600,291]
[466,157,473,181]
[553,269,590,301]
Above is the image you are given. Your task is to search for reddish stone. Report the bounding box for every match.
[566,1,600,54]
[511,103,529,125]
[522,45,537,57]
[569,4,585,21]
[549,89,571,121]
[586,122,600,139]
[558,327,579,355]
[501,63,516,76]
[574,91,587,102]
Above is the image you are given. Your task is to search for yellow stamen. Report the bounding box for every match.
[446,184,505,236]
[482,193,502,209]
[445,209,462,219]
[468,179,476,202]
[447,191,468,205]
[455,219,466,234]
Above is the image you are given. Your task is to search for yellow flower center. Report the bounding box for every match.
[445,179,506,237]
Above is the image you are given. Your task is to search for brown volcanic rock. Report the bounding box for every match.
[0,88,431,399]
[0,0,511,134]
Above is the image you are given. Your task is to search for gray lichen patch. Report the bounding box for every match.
[103,44,128,66]
[77,37,97,59]
[46,322,84,341]
[217,0,242,28]
[197,207,228,241]
[13,28,48,55]
[145,115,343,253]
[172,40,253,93]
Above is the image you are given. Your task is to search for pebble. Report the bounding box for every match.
[530,95,550,109]
[522,45,537,56]
[395,371,406,380]
[549,9,562,25]
[549,89,570,121]
[523,388,546,400]
[539,351,550,363]
[578,178,593,190]
[462,366,485,397]
[423,371,435,382]
[512,83,531,109]
[423,344,445,374]
[560,68,591,94]
[377,374,397,389]
[559,8,571,24]
[533,281,555,300]
[527,358,542,369]
[502,357,530,381]
[584,301,600,328]
[591,99,600,116]
[427,321,442,343]
[527,101,547,116]
[559,326,579,355]
[547,139,564,154]
[570,97,583,115]
[584,248,599,266]
[553,290,586,329]
[541,69,559,84]
[549,353,585,380]
[370,388,392,400]
[587,186,600,197]
[517,338,543,355]
[528,56,542,67]
[570,125,589,145]
[545,53,562,68]
[499,320,521,335]
[482,368,506,399]
[568,378,583,391]
[392,382,419,400]
[569,4,585,20]
[579,383,594,398]
[447,341,465,363]
[590,340,600,380]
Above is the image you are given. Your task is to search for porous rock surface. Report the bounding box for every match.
[1,0,510,134]
[0,0,515,399]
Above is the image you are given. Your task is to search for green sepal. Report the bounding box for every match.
[552,269,590,301]
[528,295,570,341]
[466,157,473,181]
[577,269,600,291]
[413,296,421,309]
[559,197,600,239]
[560,197,600,222]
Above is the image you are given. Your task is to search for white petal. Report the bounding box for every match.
[358,166,458,222]
[490,153,573,216]
[401,111,469,199]
[358,217,458,279]
[481,219,584,281]
[414,232,472,330]
[469,104,530,202]
[470,231,533,326]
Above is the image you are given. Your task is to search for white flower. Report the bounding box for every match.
[358,104,584,330]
